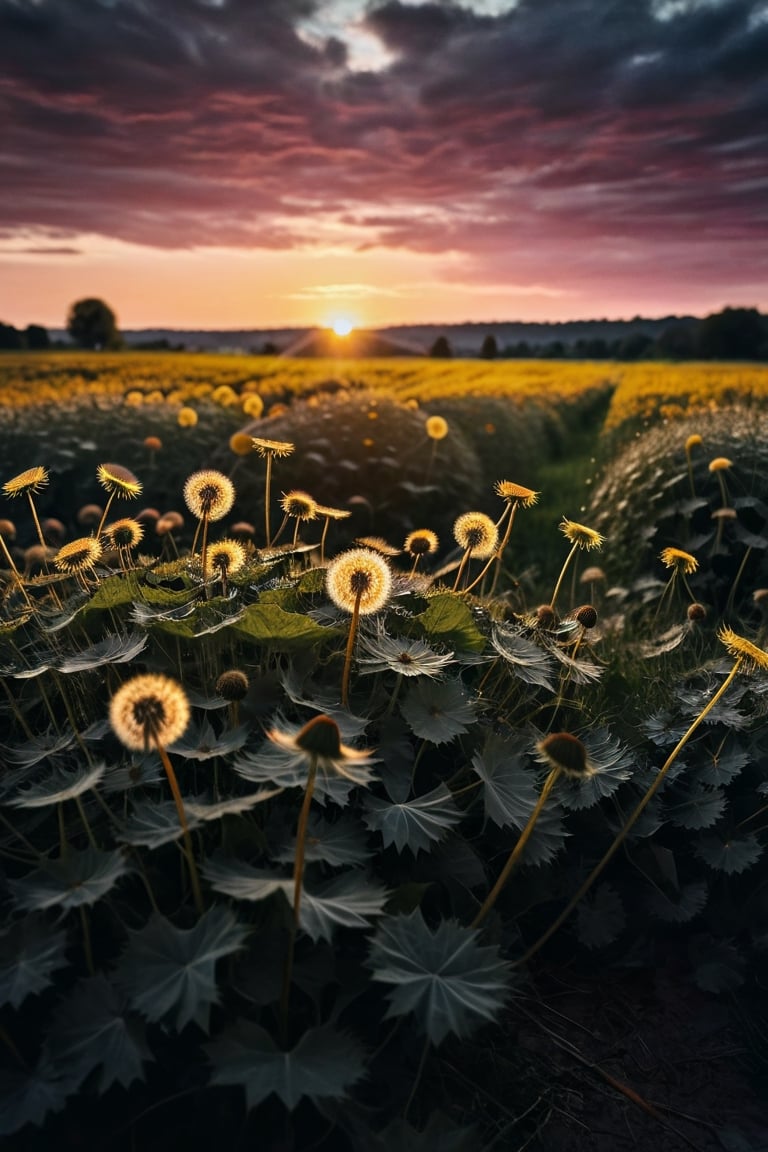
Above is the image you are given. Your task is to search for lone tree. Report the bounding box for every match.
[429,334,453,358]
[66,298,121,349]
[480,334,498,359]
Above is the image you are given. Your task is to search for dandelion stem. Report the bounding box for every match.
[95,492,116,540]
[451,548,471,593]
[155,739,205,916]
[264,452,274,546]
[340,587,363,709]
[472,767,561,929]
[550,542,579,610]
[514,659,743,966]
[280,755,318,1046]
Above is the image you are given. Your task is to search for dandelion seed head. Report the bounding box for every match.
[355,535,401,557]
[685,434,702,452]
[660,546,699,574]
[315,504,352,521]
[0,518,16,540]
[216,669,249,701]
[453,512,498,558]
[177,407,198,428]
[267,714,373,782]
[106,518,144,550]
[326,547,392,615]
[3,466,49,499]
[110,673,190,751]
[404,529,439,557]
[708,456,733,472]
[580,566,606,584]
[53,536,102,574]
[183,470,235,521]
[205,538,246,578]
[229,432,254,456]
[559,518,604,550]
[280,490,318,521]
[242,393,264,419]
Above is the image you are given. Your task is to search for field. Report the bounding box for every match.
[1,352,768,1151]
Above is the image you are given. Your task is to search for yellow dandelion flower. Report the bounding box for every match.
[559,518,604,550]
[355,535,401,557]
[708,457,732,472]
[315,504,352,521]
[229,432,254,456]
[717,627,768,673]
[177,407,198,428]
[3,466,49,499]
[124,390,144,407]
[685,434,702,452]
[106,518,144,550]
[404,529,439,557]
[425,415,449,440]
[251,437,295,458]
[660,546,698,574]
[280,490,318,521]
[54,536,103,574]
[97,462,142,499]
[183,470,235,522]
[205,538,247,579]
[242,393,264,418]
[494,481,539,507]
[453,512,498,559]
[110,673,190,752]
[212,385,238,407]
[326,548,392,615]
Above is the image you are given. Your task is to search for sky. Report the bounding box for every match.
[1,0,767,331]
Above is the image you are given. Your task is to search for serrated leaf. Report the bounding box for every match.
[7,762,105,808]
[234,602,340,650]
[45,975,152,1093]
[116,905,248,1032]
[697,742,749,787]
[0,1064,68,1137]
[412,593,486,653]
[9,848,129,911]
[696,834,763,875]
[0,918,69,1008]
[576,884,625,950]
[368,909,509,1045]
[208,1022,365,1110]
[645,880,707,923]
[558,730,634,811]
[185,788,283,822]
[203,860,387,942]
[667,783,727,829]
[470,734,537,829]
[363,784,461,855]
[273,812,373,868]
[57,631,147,673]
[115,799,199,848]
[83,571,144,612]
[400,679,476,744]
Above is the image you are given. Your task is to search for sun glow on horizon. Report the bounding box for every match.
[329,315,355,336]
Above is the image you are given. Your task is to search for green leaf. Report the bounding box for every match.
[83,571,143,612]
[645,880,707,923]
[696,834,763,875]
[0,918,69,1008]
[203,860,387,942]
[400,679,476,744]
[208,1021,365,1110]
[234,602,340,650]
[412,593,486,653]
[363,784,462,855]
[576,884,625,950]
[45,975,152,1093]
[9,848,129,912]
[470,734,537,829]
[368,909,509,1045]
[116,905,248,1032]
[0,1064,68,1137]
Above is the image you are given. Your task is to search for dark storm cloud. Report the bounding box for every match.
[1,0,766,264]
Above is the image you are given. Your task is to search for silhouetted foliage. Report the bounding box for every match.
[67,298,122,350]
[0,322,24,350]
[696,307,768,361]
[24,324,50,350]
[480,334,498,359]
[429,334,453,358]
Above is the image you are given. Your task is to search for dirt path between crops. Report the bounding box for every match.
[514,960,767,1152]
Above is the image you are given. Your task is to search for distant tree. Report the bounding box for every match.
[506,340,532,358]
[696,307,767,361]
[541,340,565,359]
[24,324,50,350]
[480,334,498,359]
[429,335,452,358]
[0,322,24,350]
[66,297,122,349]
[656,321,697,360]
[616,332,654,361]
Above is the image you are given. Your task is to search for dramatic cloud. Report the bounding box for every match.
[0,0,766,322]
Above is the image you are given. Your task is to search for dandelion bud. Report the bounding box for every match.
[575,604,598,629]
[536,732,592,779]
[687,602,707,622]
[216,669,249,701]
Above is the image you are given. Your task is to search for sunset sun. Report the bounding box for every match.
[330,316,355,337]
